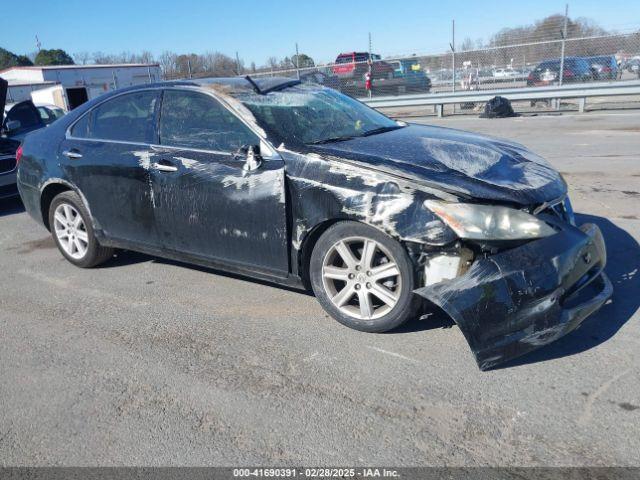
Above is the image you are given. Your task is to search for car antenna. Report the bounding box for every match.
[244,75,262,95]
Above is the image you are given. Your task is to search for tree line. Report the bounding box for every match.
[0,45,316,79]
[2,14,637,77]
[401,15,639,73]
[0,47,75,69]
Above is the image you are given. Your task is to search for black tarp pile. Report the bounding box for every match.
[480,96,518,118]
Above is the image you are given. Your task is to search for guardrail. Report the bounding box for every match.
[361,80,640,117]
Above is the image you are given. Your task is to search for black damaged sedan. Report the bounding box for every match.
[16,77,612,370]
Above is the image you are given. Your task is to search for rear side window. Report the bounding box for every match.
[70,113,90,137]
[159,90,259,152]
[73,91,158,143]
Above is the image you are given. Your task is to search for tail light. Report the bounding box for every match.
[15,145,23,166]
[603,66,612,72]
[563,70,574,78]
[527,72,534,81]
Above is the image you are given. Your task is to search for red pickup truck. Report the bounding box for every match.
[332,52,394,80]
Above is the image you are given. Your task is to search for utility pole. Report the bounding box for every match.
[295,42,300,79]
[235,51,242,76]
[368,32,373,97]
[187,58,192,79]
[450,20,456,92]
[559,4,569,87]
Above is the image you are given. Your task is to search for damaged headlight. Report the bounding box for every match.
[424,200,556,240]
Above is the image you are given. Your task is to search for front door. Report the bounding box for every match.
[149,88,289,275]
[60,89,161,247]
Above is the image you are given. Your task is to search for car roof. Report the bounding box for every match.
[110,76,301,96]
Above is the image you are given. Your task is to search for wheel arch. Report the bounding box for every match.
[298,218,343,290]
[40,179,95,232]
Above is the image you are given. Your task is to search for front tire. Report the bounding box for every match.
[310,221,416,332]
[49,191,114,268]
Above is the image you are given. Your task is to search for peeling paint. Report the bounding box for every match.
[132,150,157,208]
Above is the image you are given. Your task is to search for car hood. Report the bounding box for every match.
[309,124,566,205]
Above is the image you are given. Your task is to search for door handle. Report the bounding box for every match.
[153,160,178,172]
[62,149,82,159]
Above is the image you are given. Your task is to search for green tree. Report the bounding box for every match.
[291,53,314,68]
[0,47,33,69]
[34,49,74,66]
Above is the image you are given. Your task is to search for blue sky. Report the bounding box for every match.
[3,0,639,65]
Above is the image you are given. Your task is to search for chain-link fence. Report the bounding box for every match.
[249,31,640,94]
[242,30,640,113]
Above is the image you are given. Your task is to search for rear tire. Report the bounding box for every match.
[49,191,114,268]
[310,221,416,332]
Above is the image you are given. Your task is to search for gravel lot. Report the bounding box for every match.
[0,111,638,466]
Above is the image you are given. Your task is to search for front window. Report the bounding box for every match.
[159,89,259,152]
[236,85,401,145]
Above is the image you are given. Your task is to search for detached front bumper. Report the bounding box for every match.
[415,222,613,370]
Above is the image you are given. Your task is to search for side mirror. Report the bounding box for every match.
[4,120,21,134]
[237,144,263,172]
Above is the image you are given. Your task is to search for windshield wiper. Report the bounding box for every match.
[361,125,404,137]
[307,135,358,145]
[307,125,404,145]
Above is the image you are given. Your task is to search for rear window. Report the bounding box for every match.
[335,55,354,64]
[71,91,158,143]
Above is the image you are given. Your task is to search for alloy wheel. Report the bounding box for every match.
[53,203,89,260]
[321,236,402,320]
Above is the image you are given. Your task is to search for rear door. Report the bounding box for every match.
[60,89,161,247]
[149,88,289,275]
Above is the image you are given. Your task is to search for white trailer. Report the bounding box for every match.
[30,85,69,111]
[0,64,161,109]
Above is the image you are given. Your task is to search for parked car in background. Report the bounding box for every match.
[1,78,47,199]
[527,57,594,86]
[17,77,612,370]
[36,104,66,125]
[586,55,618,80]
[431,68,454,84]
[389,59,432,93]
[624,58,640,73]
[332,52,394,81]
[389,59,422,76]
[0,136,21,199]
[492,68,519,79]
[332,52,422,96]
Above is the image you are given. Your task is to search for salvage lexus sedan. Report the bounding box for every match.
[17,77,612,370]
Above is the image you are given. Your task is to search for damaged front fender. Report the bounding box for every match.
[415,222,613,370]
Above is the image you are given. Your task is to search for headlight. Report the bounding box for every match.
[425,200,556,240]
